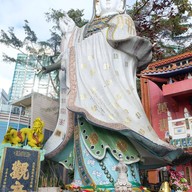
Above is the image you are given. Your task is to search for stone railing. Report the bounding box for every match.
[0,104,30,130]
[167,108,192,148]
[168,117,192,140]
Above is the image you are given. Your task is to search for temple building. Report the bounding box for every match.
[140,51,192,189]
[0,89,9,105]
[0,92,58,143]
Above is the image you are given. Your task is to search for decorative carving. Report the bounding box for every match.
[114,156,132,192]
[184,107,190,118]
[167,110,172,120]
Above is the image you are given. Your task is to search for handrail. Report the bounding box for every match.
[168,115,192,140]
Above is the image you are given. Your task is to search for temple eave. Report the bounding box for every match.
[162,79,192,97]
[141,65,192,78]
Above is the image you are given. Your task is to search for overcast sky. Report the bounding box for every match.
[0,0,133,94]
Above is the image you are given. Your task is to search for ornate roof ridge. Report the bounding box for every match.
[149,52,192,68]
[141,60,192,75]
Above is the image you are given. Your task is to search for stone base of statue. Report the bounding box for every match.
[115,182,133,192]
[66,118,141,189]
[114,156,132,192]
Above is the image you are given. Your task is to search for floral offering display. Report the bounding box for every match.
[169,169,190,191]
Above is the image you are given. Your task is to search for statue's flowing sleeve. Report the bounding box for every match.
[106,14,152,71]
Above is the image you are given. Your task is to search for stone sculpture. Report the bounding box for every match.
[114,156,132,192]
[42,0,192,190]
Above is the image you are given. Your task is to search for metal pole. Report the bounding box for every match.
[6,105,12,131]
[17,106,22,131]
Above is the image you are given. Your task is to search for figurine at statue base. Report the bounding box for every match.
[114,156,132,192]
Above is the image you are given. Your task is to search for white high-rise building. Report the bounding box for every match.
[9,53,57,103]
[0,88,8,105]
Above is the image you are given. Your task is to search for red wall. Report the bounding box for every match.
[147,80,192,140]
[146,80,192,191]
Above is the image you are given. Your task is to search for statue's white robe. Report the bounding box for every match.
[44,14,190,168]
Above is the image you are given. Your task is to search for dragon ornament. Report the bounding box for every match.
[2,117,45,149]
[2,127,21,146]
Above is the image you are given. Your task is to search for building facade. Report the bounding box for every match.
[140,52,192,190]
[0,53,59,144]
[0,92,59,143]
[9,53,57,103]
[0,88,9,105]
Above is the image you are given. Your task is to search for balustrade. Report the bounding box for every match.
[167,108,192,148]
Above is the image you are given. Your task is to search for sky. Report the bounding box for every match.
[0,0,133,94]
[0,0,94,94]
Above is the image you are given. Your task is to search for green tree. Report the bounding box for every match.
[0,9,88,96]
[128,0,192,60]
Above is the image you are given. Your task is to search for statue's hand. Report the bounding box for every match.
[59,15,76,34]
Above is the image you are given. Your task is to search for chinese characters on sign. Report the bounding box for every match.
[157,102,168,131]
[157,102,168,114]
[0,147,40,192]
[10,160,30,180]
[11,181,27,192]
[159,119,168,131]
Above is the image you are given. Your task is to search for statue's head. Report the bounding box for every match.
[92,0,126,20]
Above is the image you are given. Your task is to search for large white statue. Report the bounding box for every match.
[43,0,191,189]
